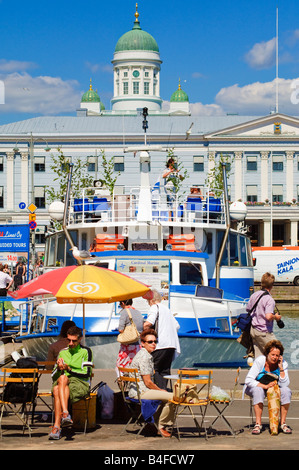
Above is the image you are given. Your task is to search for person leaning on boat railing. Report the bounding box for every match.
[162,157,184,220]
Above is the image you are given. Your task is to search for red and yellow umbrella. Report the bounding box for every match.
[13,265,150,343]
[13,265,150,303]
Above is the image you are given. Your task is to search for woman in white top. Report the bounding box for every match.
[144,289,180,390]
[244,339,292,435]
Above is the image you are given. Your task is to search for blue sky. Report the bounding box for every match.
[0,0,298,124]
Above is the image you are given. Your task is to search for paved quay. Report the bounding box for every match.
[0,368,299,452]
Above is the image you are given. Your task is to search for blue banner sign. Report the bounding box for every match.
[0,225,30,252]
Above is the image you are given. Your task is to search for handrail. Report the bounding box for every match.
[69,184,226,226]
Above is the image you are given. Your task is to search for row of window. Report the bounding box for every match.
[0,154,297,173]
[246,184,298,203]
[123,81,151,95]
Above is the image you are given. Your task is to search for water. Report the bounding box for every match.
[274,311,299,369]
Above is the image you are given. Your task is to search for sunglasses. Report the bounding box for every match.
[144,340,158,344]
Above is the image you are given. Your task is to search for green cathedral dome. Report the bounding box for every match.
[115,6,159,53]
[81,81,101,103]
[170,81,189,102]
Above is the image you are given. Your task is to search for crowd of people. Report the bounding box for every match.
[40,270,293,440]
[0,257,44,297]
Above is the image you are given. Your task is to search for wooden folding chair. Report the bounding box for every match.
[169,369,213,440]
[117,366,151,437]
[0,367,39,438]
[208,367,241,436]
[31,361,56,424]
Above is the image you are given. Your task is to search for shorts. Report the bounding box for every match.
[52,375,90,403]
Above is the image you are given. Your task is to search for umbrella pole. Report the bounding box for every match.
[83,303,86,345]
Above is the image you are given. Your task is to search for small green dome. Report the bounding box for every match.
[82,80,101,103]
[115,7,159,53]
[170,81,189,102]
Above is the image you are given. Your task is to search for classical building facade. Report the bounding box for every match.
[0,5,298,255]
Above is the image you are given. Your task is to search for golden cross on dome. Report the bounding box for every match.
[135,3,139,22]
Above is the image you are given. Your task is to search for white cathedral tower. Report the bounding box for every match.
[111,4,163,112]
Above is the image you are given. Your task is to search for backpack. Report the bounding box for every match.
[2,357,39,404]
[236,291,269,332]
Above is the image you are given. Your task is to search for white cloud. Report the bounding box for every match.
[189,102,224,116]
[85,61,113,74]
[215,77,299,115]
[0,72,82,114]
[245,38,276,69]
[0,59,37,73]
[162,99,224,116]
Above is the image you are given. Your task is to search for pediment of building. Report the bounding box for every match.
[206,113,299,138]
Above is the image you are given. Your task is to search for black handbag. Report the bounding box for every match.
[257,372,279,385]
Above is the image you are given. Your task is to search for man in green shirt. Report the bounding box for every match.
[49,326,93,440]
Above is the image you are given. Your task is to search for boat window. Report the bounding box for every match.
[246,237,253,267]
[217,232,228,266]
[47,318,57,332]
[66,230,78,266]
[216,318,229,332]
[82,233,87,251]
[94,262,109,269]
[239,235,247,266]
[229,233,239,265]
[57,234,65,267]
[48,236,56,267]
[207,232,213,254]
[180,263,202,285]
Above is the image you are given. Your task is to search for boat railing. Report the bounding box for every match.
[188,294,247,336]
[68,186,226,225]
[14,297,57,336]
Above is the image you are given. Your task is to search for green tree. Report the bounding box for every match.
[166,149,189,196]
[46,149,94,203]
[205,153,233,197]
[98,150,120,196]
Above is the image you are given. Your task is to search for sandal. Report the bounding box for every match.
[49,426,61,440]
[252,424,262,435]
[61,411,73,428]
[280,424,292,434]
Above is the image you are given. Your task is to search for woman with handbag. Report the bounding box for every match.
[116,299,144,374]
[244,339,292,435]
[144,289,180,390]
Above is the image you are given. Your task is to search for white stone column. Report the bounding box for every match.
[286,151,294,202]
[291,220,298,246]
[6,152,14,210]
[20,151,29,205]
[263,220,272,246]
[234,151,243,200]
[260,151,269,202]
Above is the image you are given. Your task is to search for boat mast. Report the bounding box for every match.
[215,162,231,288]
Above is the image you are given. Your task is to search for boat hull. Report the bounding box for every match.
[18,332,247,368]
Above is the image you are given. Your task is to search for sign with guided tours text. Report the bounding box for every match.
[0,224,30,252]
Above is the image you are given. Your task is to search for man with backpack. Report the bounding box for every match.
[248,272,282,358]
[49,326,93,440]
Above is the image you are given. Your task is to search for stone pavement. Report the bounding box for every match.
[0,368,298,452]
